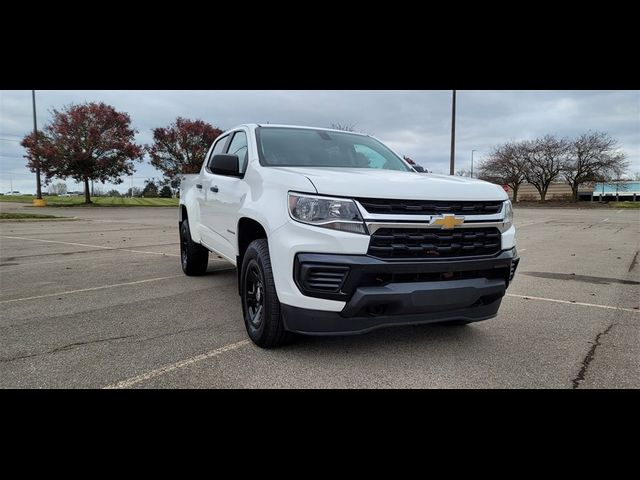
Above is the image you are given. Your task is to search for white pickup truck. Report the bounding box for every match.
[180,124,518,347]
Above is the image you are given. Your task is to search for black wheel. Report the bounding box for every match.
[180,219,209,276]
[241,239,291,348]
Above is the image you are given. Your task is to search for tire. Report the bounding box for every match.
[180,219,209,276]
[240,239,291,348]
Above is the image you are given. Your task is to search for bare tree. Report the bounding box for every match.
[330,123,356,132]
[455,169,472,177]
[477,141,527,202]
[126,186,142,197]
[563,131,629,201]
[523,135,569,201]
[47,182,67,195]
[92,184,106,197]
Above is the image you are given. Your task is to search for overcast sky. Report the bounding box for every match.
[1,90,638,193]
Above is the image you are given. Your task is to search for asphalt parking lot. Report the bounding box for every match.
[1,202,638,388]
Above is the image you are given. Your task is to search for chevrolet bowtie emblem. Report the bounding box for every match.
[430,214,465,229]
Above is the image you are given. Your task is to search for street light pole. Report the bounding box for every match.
[449,90,456,175]
[32,90,43,201]
[471,149,477,178]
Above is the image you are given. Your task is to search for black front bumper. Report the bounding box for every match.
[283,249,519,335]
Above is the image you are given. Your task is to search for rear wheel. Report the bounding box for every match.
[180,219,209,276]
[241,239,291,348]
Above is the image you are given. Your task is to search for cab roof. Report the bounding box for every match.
[234,123,370,136]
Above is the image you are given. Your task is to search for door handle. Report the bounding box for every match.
[196,184,203,189]
[210,186,219,193]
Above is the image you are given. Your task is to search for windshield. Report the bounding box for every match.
[255,127,411,171]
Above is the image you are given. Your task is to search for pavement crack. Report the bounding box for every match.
[629,250,639,272]
[0,335,133,363]
[521,271,639,286]
[127,326,210,344]
[571,323,616,389]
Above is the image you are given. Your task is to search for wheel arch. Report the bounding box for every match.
[179,204,188,223]
[236,217,269,295]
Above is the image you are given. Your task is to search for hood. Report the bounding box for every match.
[271,167,507,201]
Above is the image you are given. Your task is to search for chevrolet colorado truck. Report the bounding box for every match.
[179,124,518,347]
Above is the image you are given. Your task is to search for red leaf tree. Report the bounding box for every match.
[147,118,223,183]
[21,102,143,204]
[20,129,48,186]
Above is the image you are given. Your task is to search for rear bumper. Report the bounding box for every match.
[282,248,519,335]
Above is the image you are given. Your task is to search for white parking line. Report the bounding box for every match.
[518,248,527,252]
[103,340,251,389]
[516,221,546,228]
[1,235,179,257]
[506,293,639,313]
[600,218,609,222]
[0,275,184,304]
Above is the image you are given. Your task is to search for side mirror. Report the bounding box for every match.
[211,154,241,177]
[413,165,425,172]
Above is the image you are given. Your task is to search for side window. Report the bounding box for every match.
[226,131,249,173]
[207,135,229,170]
[354,144,387,169]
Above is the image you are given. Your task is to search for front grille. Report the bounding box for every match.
[368,227,501,259]
[357,198,503,215]
[300,265,349,293]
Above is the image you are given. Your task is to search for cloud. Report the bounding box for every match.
[0,89,638,192]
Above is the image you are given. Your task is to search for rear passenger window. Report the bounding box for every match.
[227,131,249,173]
[207,135,229,169]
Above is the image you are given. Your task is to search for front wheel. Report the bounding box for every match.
[241,239,291,348]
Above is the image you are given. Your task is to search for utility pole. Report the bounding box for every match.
[449,90,456,175]
[471,149,476,178]
[32,90,44,203]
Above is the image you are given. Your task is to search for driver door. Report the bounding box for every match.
[198,134,230,254]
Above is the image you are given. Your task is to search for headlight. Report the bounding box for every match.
[499,200,513,232]
[288,192,367,235]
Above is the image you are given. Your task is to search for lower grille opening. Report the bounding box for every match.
[359,268,511,287]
